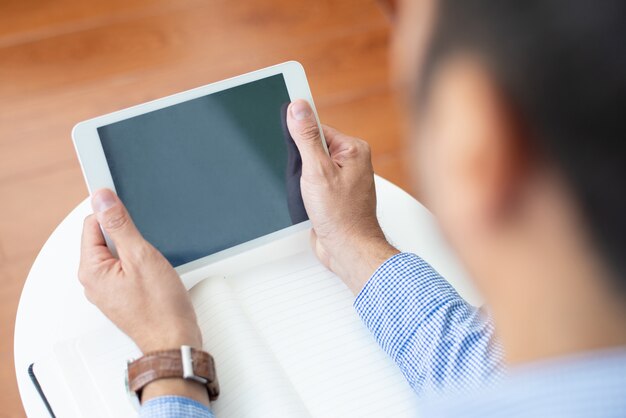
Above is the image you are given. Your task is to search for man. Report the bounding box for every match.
[79,0,626,416]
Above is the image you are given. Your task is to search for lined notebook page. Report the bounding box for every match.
[193,277,312,417]
[191,251,420,418]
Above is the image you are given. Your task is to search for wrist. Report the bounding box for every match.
[129,346,217,407]
[331,233,399,294]
[141,377,210,407]
[136,327,203,354]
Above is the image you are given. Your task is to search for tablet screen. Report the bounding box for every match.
[97,74,308,267]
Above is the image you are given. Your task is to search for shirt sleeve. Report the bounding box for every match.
[139,396,215,418]
[354,252,504,396]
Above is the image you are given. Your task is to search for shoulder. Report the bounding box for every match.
[420,349,626,418]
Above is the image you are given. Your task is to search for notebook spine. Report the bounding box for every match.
[28,363,57,418]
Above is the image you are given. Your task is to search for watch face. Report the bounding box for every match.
[125,364,141,411]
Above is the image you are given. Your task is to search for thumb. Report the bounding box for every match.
[287,100,332,175]
[91,188,143,251]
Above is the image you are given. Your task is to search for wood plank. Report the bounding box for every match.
[372,150,414,195]
[0,0,184,44]
[0,233,6,262]
[318,87,403,156]
[0,0,386,99]
[0,166,87,260]
[0,256,32,418]
[0,27,391,183]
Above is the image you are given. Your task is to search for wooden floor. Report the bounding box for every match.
[0,1,406,416]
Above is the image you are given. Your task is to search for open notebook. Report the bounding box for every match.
[32,250,421,417]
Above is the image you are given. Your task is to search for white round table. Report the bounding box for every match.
[14,176,477,417]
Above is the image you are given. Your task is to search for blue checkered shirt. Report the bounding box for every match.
[140,252,626,417]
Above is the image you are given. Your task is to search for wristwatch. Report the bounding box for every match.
[125,345,219,409]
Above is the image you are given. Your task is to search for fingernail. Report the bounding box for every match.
[291,100,312,121]
[92,189,117,213]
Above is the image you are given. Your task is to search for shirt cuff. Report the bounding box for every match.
[354,252,462,361]
[139,396,215,418]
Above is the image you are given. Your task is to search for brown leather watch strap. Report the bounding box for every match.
[127,347,219,401]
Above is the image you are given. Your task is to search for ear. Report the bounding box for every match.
[420,54,527,232]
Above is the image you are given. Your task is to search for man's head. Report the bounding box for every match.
[392,0,626,303]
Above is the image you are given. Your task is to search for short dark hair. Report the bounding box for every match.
[422,1,626,292]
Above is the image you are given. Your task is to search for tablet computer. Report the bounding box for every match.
[72,61,326,274]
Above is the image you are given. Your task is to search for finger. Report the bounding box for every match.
[81,214,107,254]
[321,126,370,167]
[79,214,114,286]
[321,124,353,156]
[287,100,333,176]
[321,125,343,148]
[91,188,144,253]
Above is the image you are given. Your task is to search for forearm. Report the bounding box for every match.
[354,253,505,395]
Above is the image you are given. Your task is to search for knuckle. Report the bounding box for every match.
[343,144,359,158]
[78,261,91,281]
[83,214,97,230]
[82,215,94,233]
[103,210,129,231]
[298,123,320,141]
[78,269,93,289]
[83,288,95,304]
[132,242,153,261]
[77,269,87,285]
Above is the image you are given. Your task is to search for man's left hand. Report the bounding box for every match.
[79,188,202,353]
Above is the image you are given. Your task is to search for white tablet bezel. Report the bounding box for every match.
[72,61,326,275]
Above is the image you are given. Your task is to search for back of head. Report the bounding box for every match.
[423,0,626,292]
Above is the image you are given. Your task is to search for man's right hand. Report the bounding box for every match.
[286,100,399,294]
